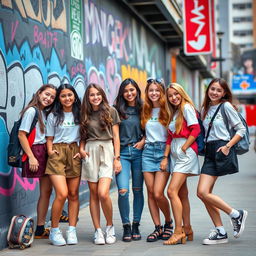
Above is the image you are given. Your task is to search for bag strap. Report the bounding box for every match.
[205,103,223,143]
[29,107,39,133]
[220,103,231,135]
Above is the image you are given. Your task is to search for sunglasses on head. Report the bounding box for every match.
[147,78,163,84]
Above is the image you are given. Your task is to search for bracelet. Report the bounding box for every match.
[162,155,168,159]
[114,156,120,161]
[225,144,231,149]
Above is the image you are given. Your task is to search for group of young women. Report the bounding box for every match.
[18,77,247,247]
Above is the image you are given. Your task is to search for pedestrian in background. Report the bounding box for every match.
[46,84,81,246]
[197,78,248,245]
[114,78,145,242]
[162,83,200,245]
[141,78,173,242]
[18,84,56,239]
[80,83,121,245]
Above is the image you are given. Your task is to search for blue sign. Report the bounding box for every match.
[232,74,256,94]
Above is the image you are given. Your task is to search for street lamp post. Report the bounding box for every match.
[211,31,225,78]
[217,31,224,78]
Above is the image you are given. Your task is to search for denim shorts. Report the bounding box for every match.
[142,142,170,172]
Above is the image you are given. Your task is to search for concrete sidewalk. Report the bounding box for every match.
[1,145,256,256]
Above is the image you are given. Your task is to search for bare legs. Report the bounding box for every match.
[167,173,190,230]
[143,171,171,226]
[37,176,52,226]
[50,175,80,228]
[197,174,233,227]
[88,178,113,229]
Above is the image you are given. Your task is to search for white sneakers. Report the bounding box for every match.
[105,225,116,244]
[94,228,105,245]
[49,229,66,246]
[94,226,116,245]
[66,228,78,245]
[50,227,78,246]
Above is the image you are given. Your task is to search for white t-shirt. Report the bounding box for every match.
[169,103,198,133]
[145,108,167,143]
[19,107,46,144]
[203,102,246,142]
[46,112,80,144]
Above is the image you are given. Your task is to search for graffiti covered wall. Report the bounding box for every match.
[0,0,165,249]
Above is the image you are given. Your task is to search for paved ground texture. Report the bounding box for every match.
[1,143,256,256]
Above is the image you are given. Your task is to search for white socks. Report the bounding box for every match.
[229,209,240,219]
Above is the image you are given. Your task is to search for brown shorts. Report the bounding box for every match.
[45,142,81,178]
[22,144,47,178]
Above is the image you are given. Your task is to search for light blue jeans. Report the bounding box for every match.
[116,145,144,224]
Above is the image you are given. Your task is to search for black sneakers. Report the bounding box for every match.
[231,209,248,238]
[203,229,228,245]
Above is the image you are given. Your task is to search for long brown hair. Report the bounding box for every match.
[141,80,169,129]
[202,78,234,119]
[20,84,56,133]
[166,83,196,134]
[80,83,113,140]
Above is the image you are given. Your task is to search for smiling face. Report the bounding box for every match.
[148,83,161,104]
[38,87,56,109]
[59,88,75,111]
[208,82,226,105]
[123,83,137,106]
[167,87,182,107]
[88,87,103,110]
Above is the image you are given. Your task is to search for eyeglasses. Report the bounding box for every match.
[147,78,163,84]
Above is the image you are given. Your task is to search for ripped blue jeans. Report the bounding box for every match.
[116,145,144,224]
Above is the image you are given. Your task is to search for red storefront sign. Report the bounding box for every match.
[183,0,212,55]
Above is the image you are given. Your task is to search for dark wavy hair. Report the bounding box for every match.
[53,83,81,126]
[114,78,142,119]
[202,78,234,119]
[20,84,57,133]
[80,83,113,141]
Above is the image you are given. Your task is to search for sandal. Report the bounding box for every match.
[146,225,163,242]
[162,221,174,240]
[132,222,141,240]
[183,225,193,241]
[122,224,132,242]
[163,227,186,245]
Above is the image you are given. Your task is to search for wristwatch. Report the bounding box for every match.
[114,156,120,161]
[225,144,231,149]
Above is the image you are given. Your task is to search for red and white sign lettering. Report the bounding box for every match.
[183,0,212,55]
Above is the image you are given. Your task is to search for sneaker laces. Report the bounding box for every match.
[231,217,239,231]
[106,226,115,237]
[208,229,218,239]
[95,229,104,239]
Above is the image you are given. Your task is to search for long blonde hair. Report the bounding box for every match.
[166,83,195,134]
[141,80,169,129]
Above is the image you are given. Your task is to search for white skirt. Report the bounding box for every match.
[170,138,200,175]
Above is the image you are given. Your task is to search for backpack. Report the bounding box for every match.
[196,111,206,156]
[7,215,34,249]
[221,104,250,155]
[7,107,38,167]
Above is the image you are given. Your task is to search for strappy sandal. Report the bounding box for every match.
[162,221,174,240]
[163,227,186,245]
[146,225,163,242]
[183,225,193,241]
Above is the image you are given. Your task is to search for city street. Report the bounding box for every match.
[1,143,255,256]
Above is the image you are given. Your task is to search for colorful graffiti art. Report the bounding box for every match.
[0,0,166,250]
